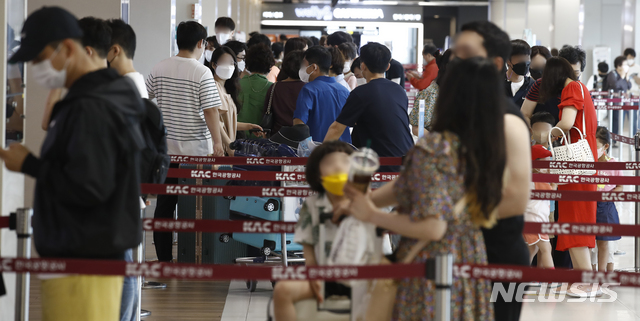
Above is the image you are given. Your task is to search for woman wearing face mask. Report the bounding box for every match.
[224,40,247,76]
[210,46,263,154]
[203,36,219,66]
[351,57,366,87]
[238,43,274,138]
[327,47,350,92]
[338,42,358,90]
[409,49,452,136]
[530,46,552,80]
[406,44,439,91]
[262,50,306,136]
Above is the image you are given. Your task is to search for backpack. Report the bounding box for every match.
[139,99,170,185]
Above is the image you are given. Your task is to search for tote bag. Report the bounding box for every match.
[548,83,596,176]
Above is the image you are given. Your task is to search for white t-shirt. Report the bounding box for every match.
[125,72,149,99]
[334,74,352,92]
[627,62,640,94]
[510,78,525,96]
[146,56,222,156]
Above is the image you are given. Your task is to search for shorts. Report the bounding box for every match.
[523,233,550,246]
[41,275,124,321]
[591,243,615,264]
[596,202,622,241]
[325,281,351,298]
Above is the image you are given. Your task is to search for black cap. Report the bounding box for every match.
[8,6,83,64]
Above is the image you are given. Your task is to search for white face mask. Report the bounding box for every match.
[205,50,213,62]
[628,59,635,67]
[356,77,367,86]
[299,64,315,83]
[623,65,630,74]
[217,33,231,45]
[237,60,246,72]
[598,147,606,159]
[215,64,235,80]
[343,61,351,74]
[32,44,68,89]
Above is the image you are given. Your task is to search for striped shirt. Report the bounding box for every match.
[146,56,222,156]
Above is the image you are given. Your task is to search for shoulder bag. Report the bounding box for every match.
[548,83,597,176]
[260,83,276,132]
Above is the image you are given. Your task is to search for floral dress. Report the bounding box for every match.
[392,132,493,321]
[409,82,439,131]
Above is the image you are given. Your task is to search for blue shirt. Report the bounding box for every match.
[293,76,351,143]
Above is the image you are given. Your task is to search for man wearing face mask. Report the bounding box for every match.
[146,21,225,263]
[504,39,534,107]
[624,48,640,95]
[215,17,235,46]
[604,56,633,136]
[293,46,351,142]
[106,19,147,99]
[1,7,145,320]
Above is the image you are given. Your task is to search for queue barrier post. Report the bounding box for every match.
[11,208,32,321]
[426,253,452,321]
[618,132,640,274]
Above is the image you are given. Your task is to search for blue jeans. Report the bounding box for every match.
[120,249,139,321]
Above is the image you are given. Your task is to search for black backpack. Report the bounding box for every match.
[139,99,170,185]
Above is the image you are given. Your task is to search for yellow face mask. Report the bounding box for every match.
[321,173,348,196]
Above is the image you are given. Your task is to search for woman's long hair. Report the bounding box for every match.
[538,57,578,103]
[434,49,453,86]
[210,46,242,112]
[431,57,507,228]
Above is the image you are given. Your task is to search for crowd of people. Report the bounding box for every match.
[0,4,632,321]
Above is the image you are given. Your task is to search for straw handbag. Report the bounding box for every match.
[547,83,596,176]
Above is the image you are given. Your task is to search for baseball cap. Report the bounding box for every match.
[8,6,83,64]
[531,145,552,161]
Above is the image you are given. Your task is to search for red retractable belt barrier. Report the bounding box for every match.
[610,133,636,145]
[0,216,8,229]
[592,97,640,104]
[1,257,640,287]
[532,160,640,170]
[143,219,297,233]
[141,184,315,197]
[166,168,400,182]
[522,222,640,237]
[530,189,640,202]
[169,155,404,166]
[595,105,639,110]
[532,173,640,185]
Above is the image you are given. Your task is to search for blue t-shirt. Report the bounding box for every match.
[293,76,351,143]
[336,78,414,172]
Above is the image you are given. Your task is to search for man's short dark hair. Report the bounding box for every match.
[624,48,636,58]
[247,34,271,48]
[215,17,235,31]
[279,34,288,42]
[305,141,354,193]
[225,40,247,57]
[461,21,511,64]
[106,19,136,59]
[614,56,626,69]
[303,46,332,74]
[530,111,555,127]
[309,36,320,46]
[176,21,207,51]
[510,39,531,58]
[206,36,220,50]
[326,31,353,47]
[272,42,284,59]
[359,42,391,74]
[78,17,112,59]
[531,45,551,60]
[598,61,609,74]
[245,43,275,74]
[558,45,586,72]
[282,50,304,80]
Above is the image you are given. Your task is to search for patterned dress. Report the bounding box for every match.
[409,82,439,131]
[392,132,494,321]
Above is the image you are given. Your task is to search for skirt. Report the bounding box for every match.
[596,201,622,241]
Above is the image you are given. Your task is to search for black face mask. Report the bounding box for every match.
[530,68,543,80]
[512,61,531,76]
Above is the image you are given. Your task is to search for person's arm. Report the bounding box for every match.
[323,121,347,142]
[496,114,532,219]
[551,107,578,136]
[344,184,447,241]
[203,108,224,156]
[292,88,311,126]
[200,77,224,156]
[603,73,615,92]
[369,179,398,208]
[521,98,537,126]
[42,89,65,131]
[237,122,263,131]
[613,185,623,192]
[411,126,419,136]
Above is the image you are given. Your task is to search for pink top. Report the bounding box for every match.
[597,156,622,191]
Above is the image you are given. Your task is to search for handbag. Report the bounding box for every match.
[260,83,276,131]
[548,83,596,176]
[358,239,429,321]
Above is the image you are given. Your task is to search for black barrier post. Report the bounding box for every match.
[11,208,32,321]
[426,253,452,321]
[619,132,640,273]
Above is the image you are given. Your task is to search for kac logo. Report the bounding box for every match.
[247,158,265,165]
[191,170,212,179]
[559,175,580,184]
[243,221,272,233]
[275,173,297,181]
[602,192,625,201]
[126,263,162,278]
[166,185,189,194]
[541,223,570,234]
[262,188,285,197]
[272,266,307,280]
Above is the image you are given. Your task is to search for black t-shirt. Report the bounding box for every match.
[336,78,414,172]
[525,78,561,124]
[385,59,406,89]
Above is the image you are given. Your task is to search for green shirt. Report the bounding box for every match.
[238,74,272,137]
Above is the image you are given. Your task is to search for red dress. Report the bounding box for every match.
[556,81,598,251]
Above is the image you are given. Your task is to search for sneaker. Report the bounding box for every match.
[526,282,541,287]
[566,284,602,298]
[614,250,626,255]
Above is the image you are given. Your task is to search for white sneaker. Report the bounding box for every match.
[566,285,603,298]
[526,282,541,287]
[614,250,626,256]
